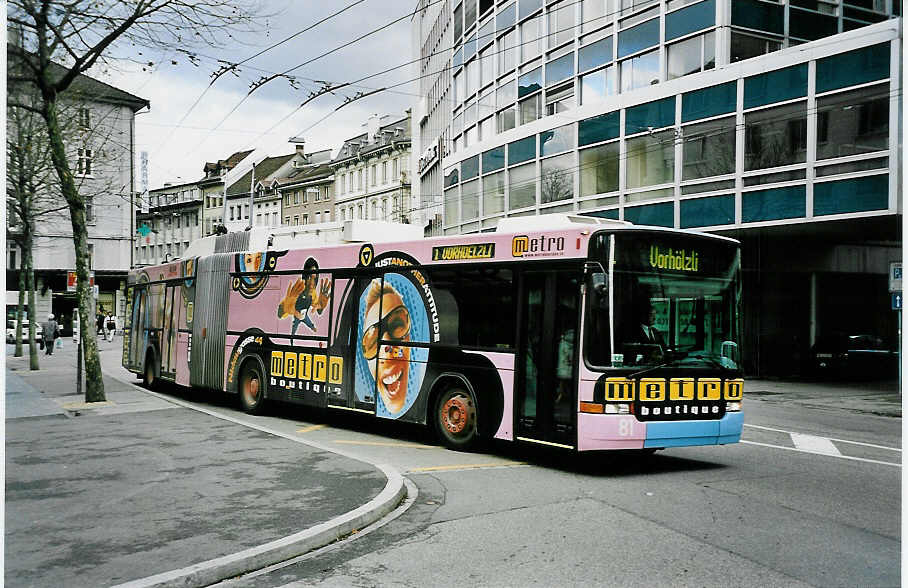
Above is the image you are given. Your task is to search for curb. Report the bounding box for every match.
[103,370,409,588]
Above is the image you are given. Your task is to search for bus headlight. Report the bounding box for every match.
[725,401,742,412]
[604,403,631,414]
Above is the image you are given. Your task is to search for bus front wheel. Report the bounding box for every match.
[434,386,478,451]
[239,360,266,414]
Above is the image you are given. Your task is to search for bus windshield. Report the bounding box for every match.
[591,232,742,372]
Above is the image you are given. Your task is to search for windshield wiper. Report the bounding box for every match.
[627,350,689,379]
[627,351,731,379]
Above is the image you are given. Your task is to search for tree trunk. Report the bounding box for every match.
[40,94,105,402]
[26,223,40,371]
[15,267,26,357]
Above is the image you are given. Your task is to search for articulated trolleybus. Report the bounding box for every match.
[124,216,743,452]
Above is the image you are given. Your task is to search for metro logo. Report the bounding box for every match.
[512,235,566,258]
[603,377,743,402]
[669,378,695,401]
[697,378,722,401]
[724,379,743,400]
[605,377,635,401]
[270,350,343,386]
[639,378,665,401]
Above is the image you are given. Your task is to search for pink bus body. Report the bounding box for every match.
[125,220,743,451]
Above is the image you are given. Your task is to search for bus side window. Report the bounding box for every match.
[424,267,515,349]
[584,274,611,366]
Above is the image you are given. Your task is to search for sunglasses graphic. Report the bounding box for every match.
[361,305,411,360]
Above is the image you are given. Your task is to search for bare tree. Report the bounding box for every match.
[8,0,260,402]
[6,96,62,367]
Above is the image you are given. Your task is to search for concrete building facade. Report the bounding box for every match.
[332,113,413,225]
[279,148,335,226]
[418,0,901,377]
[7,57,148,332]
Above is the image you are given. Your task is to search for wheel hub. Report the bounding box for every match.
[244,375,260,402]
[442,395,471,435]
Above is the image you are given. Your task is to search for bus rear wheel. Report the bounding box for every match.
[239,360,266,414]
[143,352,158,390]
[435,386,478,451]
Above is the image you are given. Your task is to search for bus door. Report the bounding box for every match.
[516,269,579,447]
[161,285,178,377]
[328,273,377,414]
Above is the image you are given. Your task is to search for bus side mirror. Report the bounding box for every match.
[589,272,607,295]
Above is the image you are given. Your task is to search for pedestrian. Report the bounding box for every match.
[105,312,116,342]
[97,307,105,335]
[42,313,59,355]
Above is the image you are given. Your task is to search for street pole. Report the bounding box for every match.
[220,168,228,232]
[74,315,82,397]
[248,161,256,230]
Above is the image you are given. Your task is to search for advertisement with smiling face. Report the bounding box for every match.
[354,272,430,419]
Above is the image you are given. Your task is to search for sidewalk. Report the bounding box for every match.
[4,341,404,587]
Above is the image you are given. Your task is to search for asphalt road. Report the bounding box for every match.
[98,348,901,588]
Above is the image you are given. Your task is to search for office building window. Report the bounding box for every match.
[579,141,620,196]
[445,187,460,225]
[462,179,480,220]
[499,29,517,74]
[816,86,889,160]
[744,102,807,170]
[682,117,736,180]
[626,130,676,188]
[483,171,506,215]
[479,45,495,87]
[667,31,715,80]
[730,31,782,63]
[548,0,576,48]
[519,94,542,125]
[540,124,575,156]
[521,14,544,62]
[509,162,537,209]
[580,65,617,105]
[620,49,659,92]
[541,154,574,203]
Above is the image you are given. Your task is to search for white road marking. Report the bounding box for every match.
[744,423,901,452]
[740,440,900,468]
[790,433,841,456]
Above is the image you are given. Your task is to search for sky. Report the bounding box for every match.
[96,0,423,191]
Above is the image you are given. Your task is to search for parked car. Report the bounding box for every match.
[6,319,44,349]
[809,333,898,379]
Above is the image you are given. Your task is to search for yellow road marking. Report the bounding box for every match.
[332,440,439,449]
[296,424,327,434]
[409,461,527,472]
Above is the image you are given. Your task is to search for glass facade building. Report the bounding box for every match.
[415,2,901,376]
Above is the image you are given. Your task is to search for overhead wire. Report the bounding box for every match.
[148,0,371,158]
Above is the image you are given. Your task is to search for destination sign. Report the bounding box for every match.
[649,245,700,272]
[432,243,496,261]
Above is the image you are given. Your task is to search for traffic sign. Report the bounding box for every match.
[889,262,902,292]
[892,291,902,311]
